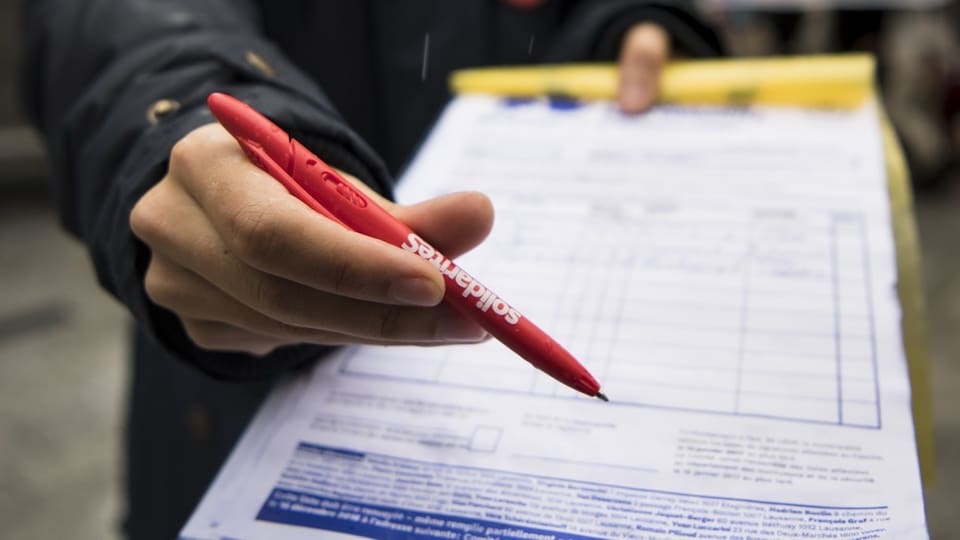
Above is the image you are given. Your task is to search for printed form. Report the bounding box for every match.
[181,96,927,539]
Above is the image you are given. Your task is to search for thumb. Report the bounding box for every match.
[393,191,495,260]
[335,170,494,259]
[618,23,670,114]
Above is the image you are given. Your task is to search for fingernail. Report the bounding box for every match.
[389,277,443,306]
[436,316,488,342]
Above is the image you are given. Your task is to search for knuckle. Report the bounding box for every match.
[249,274,286,316]
[182,320,223,350]
[245,276,317,329]
[169,124,223,176]
[324,250,379,299]
[374,305,406,340]
[228,204,284,265]
[129,202,150,241]
[143,263,175,308]
[168,136,199,179]
[332,257,356,294]
[168,136,190,167]
[270,320,322,342]
[129,186,165,242]
[248,343,278,357]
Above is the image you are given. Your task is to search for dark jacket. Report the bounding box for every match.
[19,1,722,538]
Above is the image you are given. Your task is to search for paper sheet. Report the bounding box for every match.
[181,96,927,539]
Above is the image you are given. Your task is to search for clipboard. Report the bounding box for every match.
[451,54,935,486]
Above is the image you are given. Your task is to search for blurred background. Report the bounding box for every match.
[0,1,957,539]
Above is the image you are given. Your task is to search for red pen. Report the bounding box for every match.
[206,92,607,401]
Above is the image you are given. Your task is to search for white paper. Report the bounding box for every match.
[181,96,927,539]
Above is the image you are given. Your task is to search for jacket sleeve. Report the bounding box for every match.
[546,0,725,62]
[19,0,393,380]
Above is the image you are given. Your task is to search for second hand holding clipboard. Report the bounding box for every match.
[206,92,607,401]
[450,54,875,109]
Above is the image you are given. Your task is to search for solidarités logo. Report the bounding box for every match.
[401,233,521,325]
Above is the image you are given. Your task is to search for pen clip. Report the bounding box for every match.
[237,138,350,230]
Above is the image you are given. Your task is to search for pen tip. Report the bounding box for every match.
[595,392,609,402]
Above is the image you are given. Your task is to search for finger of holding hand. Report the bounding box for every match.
[618,23,670,114]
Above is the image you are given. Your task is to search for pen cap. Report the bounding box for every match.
[208,92,413,244]
[207,93,294,173]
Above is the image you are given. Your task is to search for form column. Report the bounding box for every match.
[737,213,841,423]
[832,215,880,427]
[604,208,747,413]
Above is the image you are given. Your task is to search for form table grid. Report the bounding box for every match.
[340,209,881,430]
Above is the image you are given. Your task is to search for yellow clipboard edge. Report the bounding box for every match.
[451,55,935,485]
[451,54,874,109]
[881,103,936,487]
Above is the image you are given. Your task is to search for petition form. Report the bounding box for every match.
[181,96,927,539]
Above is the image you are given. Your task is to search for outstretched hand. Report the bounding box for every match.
[133,21,670,355]
[131,123,493,355]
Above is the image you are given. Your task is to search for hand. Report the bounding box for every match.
[618,22,670,114]
[130,123,494,355]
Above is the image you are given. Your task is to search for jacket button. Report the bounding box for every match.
[245,50,276,78]
[146,98,181,125]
